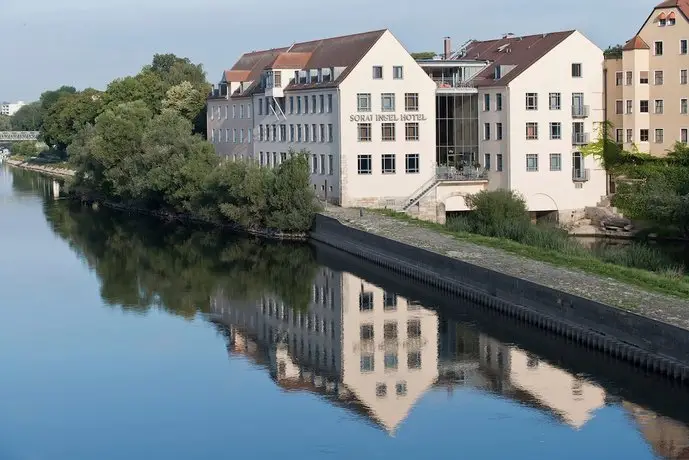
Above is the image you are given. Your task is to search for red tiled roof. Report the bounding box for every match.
[221,29,386,98]
[269,52,313,69]
[622,35,650,51]
[223,70,250,82]
[655,0,689,17]
[460,30,576,87]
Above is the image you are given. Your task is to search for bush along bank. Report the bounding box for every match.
[379,189,689,299]
[67,104,319,237]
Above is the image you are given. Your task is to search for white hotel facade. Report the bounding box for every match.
[208,29,606,223]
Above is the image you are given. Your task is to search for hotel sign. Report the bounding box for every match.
[349,113,428,122]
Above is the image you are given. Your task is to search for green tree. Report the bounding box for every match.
[103,71,166,113]
[10,102,43,131]
[42,89,103,153]
[0,114,11,130]
[9,140,40,157]
[266,151,319,232]
[39,86,77,112]
[604,45,623,59]
[161,81,206,124]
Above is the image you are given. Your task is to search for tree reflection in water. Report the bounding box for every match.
[43,199,318,319]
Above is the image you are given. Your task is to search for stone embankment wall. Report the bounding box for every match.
[311,212,689,382]
[5,159,75,177]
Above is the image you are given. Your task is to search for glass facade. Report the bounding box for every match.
[436,93,479,167]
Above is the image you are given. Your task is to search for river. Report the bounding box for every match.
[1,164,688,459]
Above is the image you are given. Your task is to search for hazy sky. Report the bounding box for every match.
[1,0,654,101]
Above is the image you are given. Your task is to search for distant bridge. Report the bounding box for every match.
[0,131,40,141]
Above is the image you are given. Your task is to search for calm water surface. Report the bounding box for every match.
[1,164,688,460]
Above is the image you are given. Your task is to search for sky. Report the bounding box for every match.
[0,0,655,102]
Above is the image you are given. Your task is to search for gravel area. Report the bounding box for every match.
[322,206,689,331]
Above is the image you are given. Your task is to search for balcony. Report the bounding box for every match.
[432,78,477,93]
[572,168,590,182]
[264,71,283,98]
[436,165,488,181]
[572,105,590,118]
[572,132,590,145]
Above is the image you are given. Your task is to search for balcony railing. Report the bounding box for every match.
[572,105,590,118]
[572,133,590,145]
[432,78,475,89]
[572,168,590,182]
[436,165,488,181]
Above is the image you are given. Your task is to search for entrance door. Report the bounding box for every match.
[572,151,584,179]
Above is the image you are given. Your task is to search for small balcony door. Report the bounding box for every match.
[572,93,584,112]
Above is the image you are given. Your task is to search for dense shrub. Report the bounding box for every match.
[464,189,530,228]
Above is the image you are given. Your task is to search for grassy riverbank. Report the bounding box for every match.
[375,209,689,301]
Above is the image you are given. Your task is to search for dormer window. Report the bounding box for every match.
[494,66,501,79]
[309,69,319,83]
[322,67,332,82]
[669,12,676,25]
[658,12,667,26]
[298,70,308,84]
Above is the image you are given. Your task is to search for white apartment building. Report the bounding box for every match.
[208,29,606,224]
[207,29,436,210]
[0,100,25,116]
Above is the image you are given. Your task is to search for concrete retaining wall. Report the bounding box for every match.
[311,213,689,382]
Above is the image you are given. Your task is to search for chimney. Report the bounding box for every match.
[443,37,452,59]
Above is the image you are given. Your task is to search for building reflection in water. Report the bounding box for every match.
[210,267,689,454]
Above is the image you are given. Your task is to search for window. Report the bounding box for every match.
[626,100,633,114]
[682,98,688,114]
[616,129,623,143]
[239,104,244,118]
[405,154,419,173]
[396,381,407,396]
[640,129,649,142]
[320,124,325,142]
[279,125,286,142]
[288,96,294,114]
[526,154,538,171]
[376,383,387,397]
[357,123,371,141]
[360,354,374,372]
[615,71,623,86]
[682,39,688,54]
[525,92,538,110]
[640,100,649,113]
[381,93,395,111]
[360,323,374,340]
[682,128,688,144]
[357,154,372,174]
[312,154,318,174]
[640,71,649,84]
[319,94,324,113]
[327,94,333,112]
[232,104,236,118]
[496,154,503,172]
[304,124,310,142]
[549,153,561,171]
[655,41,663,55]
[405,93,419,111]
[655,128,664,143]
[258,100,263,115]
[383,292,397,309]
[297,124,303,142]
[384,353,398,370]
[670,15,677,25]
[496,122,503,140]
[655,70,664,85]
[408,351,421,369]
[405,122,419,141]
[296,96,302,114]
[549,92,560,110]
[626,71,633,85]
[571,63,582,77]
[484,93,490,111]
[407,319,421,338]
[683,69,689,85]
[382,154,396,174]
[626,129,632,143]
[484,153,491,170]
[259,125,264,142]
[526,122,538,139]
[328,124,333,142]
[232,128,237,143]
[373,66,383,79]
[550,122,561,140]
[615,100,623,114]
[311,124,317,142]
[289,124,294,142]
[382,123,395,141]
[393,66,403,79]
[304,96,309,114]
[483,122,491,140]
[239,129,244,143]
[660,16,667,26]
[357,93,371,111]
[655,99,664,114]
[496,93,503,111]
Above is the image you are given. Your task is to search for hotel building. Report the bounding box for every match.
[208,29,606,223]
[210,268,607,434]
[605,0,689,156]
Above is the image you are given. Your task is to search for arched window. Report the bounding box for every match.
[668,11,676,25]
[658,12,667,26]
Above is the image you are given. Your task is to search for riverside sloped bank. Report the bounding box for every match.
[5,158,75,178]
[311,208,689,382]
